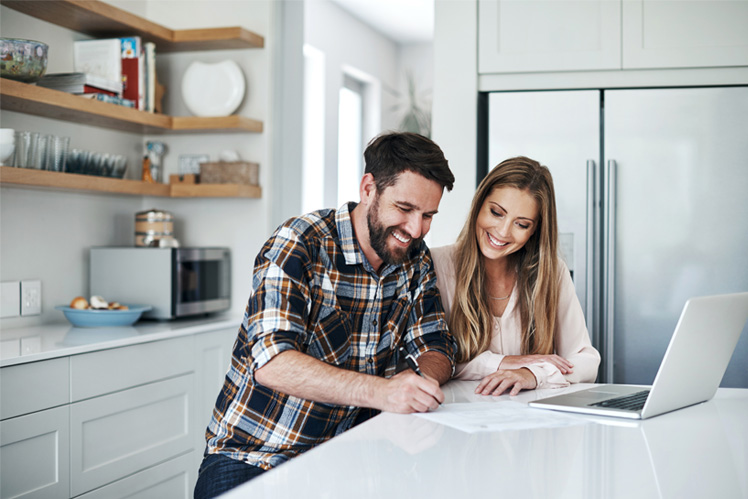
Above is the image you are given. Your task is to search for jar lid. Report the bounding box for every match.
[135,208,173,221]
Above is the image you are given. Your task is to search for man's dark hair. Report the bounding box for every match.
[363,132,455,192]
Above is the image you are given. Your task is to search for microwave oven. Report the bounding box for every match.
[90,247,231,319]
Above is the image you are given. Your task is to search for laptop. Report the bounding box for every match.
[529,292,748,419]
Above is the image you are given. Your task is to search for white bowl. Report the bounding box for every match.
[0,128,14,142]
[181,60,246,117]
[0,142,14,166]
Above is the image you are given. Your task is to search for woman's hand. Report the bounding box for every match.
[499,354,574,374]
[475,368,537,396]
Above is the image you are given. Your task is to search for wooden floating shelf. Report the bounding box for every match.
[0,0,264,51]
[0,167,261,199]
[0,79,263,134]
[171,116,263,134]
[171,183,262,198]
[0,166,170,196]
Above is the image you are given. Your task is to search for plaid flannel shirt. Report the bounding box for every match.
[206,203,455,469]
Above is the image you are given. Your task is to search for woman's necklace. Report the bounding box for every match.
[488,292,511,301]
[488,268,515,301]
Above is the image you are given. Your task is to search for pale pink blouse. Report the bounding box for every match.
[431,244,600,388]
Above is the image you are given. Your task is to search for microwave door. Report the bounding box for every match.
[175,248,231,316]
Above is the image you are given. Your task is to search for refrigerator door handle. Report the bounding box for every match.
[603,159,617,383]
[585,159,598,347]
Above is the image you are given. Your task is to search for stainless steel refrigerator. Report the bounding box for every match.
[486,86,748,386]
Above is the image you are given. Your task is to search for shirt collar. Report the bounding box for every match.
[335,202,363,267]
[335,201,401,277]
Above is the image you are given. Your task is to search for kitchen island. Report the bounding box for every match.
[0,316,242,498]
[222,380,748,499]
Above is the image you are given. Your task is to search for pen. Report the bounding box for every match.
[399,346,425,378]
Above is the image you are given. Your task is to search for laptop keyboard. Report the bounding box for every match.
[591,390,650,411]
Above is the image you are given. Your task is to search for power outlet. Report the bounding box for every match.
[21,280,42,316]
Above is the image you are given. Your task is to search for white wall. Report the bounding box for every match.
[430,0,478,247]
[304,0,401,208]
[0,1,275,328]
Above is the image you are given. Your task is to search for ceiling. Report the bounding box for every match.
[329,0,434,44]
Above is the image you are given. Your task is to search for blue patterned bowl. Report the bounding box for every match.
[1,38,48,83]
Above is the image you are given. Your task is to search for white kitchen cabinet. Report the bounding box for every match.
[0,321,240,499]
[193,327,237,475]
[478,0,748,75]
[622,0,748,69]
[70,336,193,402]
[478,0,622,73]
[0,357,69,419]
[0,406,70,499]
[75,453,193,499]
[70,375,194,497]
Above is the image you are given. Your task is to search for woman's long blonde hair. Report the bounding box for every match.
[451,157,559,363]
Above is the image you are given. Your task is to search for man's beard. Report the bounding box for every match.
[366,196,422,266]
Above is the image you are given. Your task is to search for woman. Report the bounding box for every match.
[431,156,600,396]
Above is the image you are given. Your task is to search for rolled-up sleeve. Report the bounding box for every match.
[243,228,312,379]
[405,250,456,372]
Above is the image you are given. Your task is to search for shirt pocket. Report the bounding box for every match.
[306,305,352,366]
[381,293,412,353]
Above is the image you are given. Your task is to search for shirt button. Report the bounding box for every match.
[372,319,377,326]
[367,357,374,364]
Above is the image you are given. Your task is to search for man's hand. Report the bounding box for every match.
[376,370,444,413]
[499,354,574,375]
[475,368,537,396]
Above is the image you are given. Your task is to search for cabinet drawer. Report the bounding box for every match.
[0,357,69,419]
[71,336,194,401]
[77,452,194,499]
[70,374,194,496]
[0,406,70,499]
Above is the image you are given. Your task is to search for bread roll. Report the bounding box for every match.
[70,296,89,309]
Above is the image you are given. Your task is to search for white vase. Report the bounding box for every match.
[181,60,246,117]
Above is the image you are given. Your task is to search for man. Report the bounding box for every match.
[194,132,456,499]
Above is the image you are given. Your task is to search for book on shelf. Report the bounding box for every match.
[144,42,156,113]
[120,36,145,111]
[37,72,122,95]
[80,93,136,108]
[73,39,122,89]
[74,37,152,111]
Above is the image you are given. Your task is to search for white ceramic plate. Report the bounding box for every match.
[181,60,246,117]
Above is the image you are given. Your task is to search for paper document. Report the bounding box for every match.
[415,401,588,433]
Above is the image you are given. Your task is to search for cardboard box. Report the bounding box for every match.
[200,161,259,185]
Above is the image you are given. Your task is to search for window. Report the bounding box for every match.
[337,74,365,207]
[302,44,326,214]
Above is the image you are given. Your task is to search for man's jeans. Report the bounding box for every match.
[194,453,266,499]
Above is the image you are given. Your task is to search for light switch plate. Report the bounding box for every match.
[21,280,42,316]
[1,281,20,318]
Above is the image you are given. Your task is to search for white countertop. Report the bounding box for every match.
[222,381,748,499]
[0,315,243,367]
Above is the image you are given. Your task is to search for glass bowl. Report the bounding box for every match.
[0,38,48,83]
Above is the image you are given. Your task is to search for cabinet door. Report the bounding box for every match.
[623,0,748,69]
[70,336,193,402]
[192,327,238,474]
[70,374,194,497]
[478,0,621,73]
[1,357,69,419]
[0,406,70,499]
[77,453,193,499]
